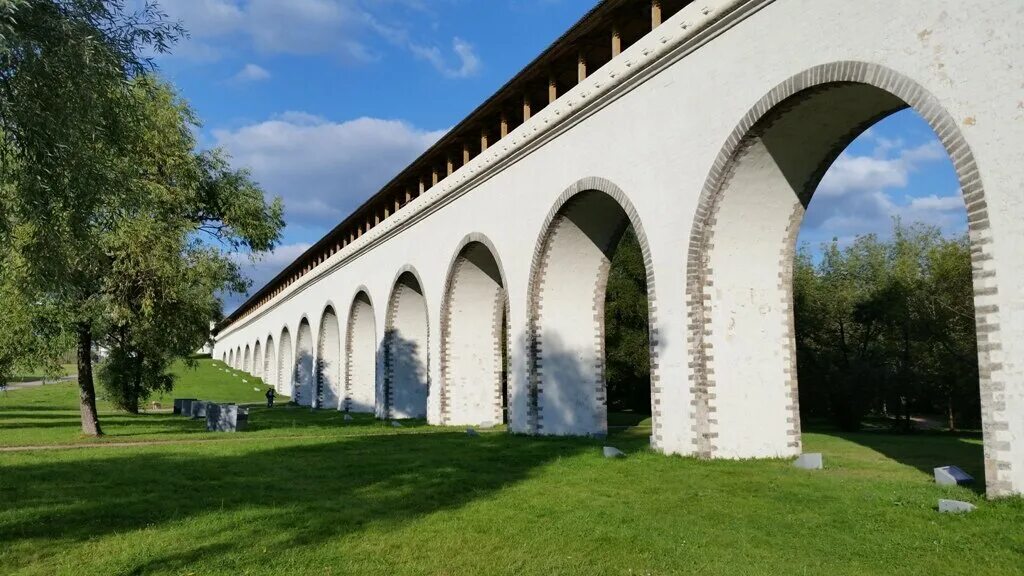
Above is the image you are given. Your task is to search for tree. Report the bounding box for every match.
[793,219,979,431]
[604,227,651,414]
[0,2,284,432]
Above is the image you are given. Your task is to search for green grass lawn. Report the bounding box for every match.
[1,360,1022,575]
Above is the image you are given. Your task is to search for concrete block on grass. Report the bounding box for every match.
[190,401,210,419]
[206,404,249,432]
[938,499,976,513]
[173,398,197,415]
[793,453,823,470]
[934,466,974,486]
[603,446,625,458]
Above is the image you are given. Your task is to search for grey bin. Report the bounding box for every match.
[190,400,210,419]
[206,404,249,432]
[173,398,197,415]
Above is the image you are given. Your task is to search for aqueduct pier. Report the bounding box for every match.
[213,0,1024,497]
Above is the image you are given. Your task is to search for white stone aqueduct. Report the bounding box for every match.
[215,0,1024,497]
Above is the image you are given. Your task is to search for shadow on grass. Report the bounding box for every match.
[809,425,986,494]
[0,431,598,569]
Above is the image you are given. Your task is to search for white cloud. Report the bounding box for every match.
[212,113,446,228]
[161,0,482,76]
[802,136,965,245]
[410,37,482,78]
[229,63,271,83]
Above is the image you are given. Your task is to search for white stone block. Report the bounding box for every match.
[603,446,625,458]
[793,453,823,470]
[938,499,976,513]
[934,466,974,486]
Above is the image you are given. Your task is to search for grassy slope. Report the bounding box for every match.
[1,361,1022,575]
[4,363,77,383]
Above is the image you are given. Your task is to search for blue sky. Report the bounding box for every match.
[153,1,965,313]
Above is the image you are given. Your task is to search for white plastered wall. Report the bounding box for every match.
[346,293,377,413]
[444,244,505,427]
[386,274,430,419]
[317,308,342,410]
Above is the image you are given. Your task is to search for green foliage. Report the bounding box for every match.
[0,2,285,427]
[604,226,651,414]
[794,220,979,431]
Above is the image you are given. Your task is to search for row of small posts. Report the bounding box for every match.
[173,398,249,432]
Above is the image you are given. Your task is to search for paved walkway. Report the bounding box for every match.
[3,375,76,391]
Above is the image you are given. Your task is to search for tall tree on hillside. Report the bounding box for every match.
[0,2,284,433]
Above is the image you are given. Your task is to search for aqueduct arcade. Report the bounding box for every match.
[213,0,1024,497]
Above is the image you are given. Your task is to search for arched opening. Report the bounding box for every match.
[345,291,377,413]
[686,63,1005,495]
[221,351,226,364]
[252,340,262,379]
[527,181,657,438]
[243,345,251,373]
[294,318,315,407]
[235,347,241,369]
[264,335,277,391]
[277,328,293,397]
[227,349,233,367]
[384,270,429,419]
[440,239,508,427]
[316,306,342,410]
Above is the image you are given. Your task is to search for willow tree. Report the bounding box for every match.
[0,1,283,434]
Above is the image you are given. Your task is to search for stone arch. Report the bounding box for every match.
[243,345,251,373]
[235,346,241,369]
[345,288,377,413]
[316,304,342,410]
[221,351,227,364]
[277,327,293,396]
[252,340,262,379]
[685,61,1009,495]
[294,317,315,407]
[439,234,509,427]
[264,335,276,390]
[384,267,430,419]
[526,176,660,440]
[227,349,233,368]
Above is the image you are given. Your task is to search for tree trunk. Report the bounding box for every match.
[947,395,956,432]
[77,324,103,436]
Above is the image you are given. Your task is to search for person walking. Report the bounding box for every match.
[265,387,276,408]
